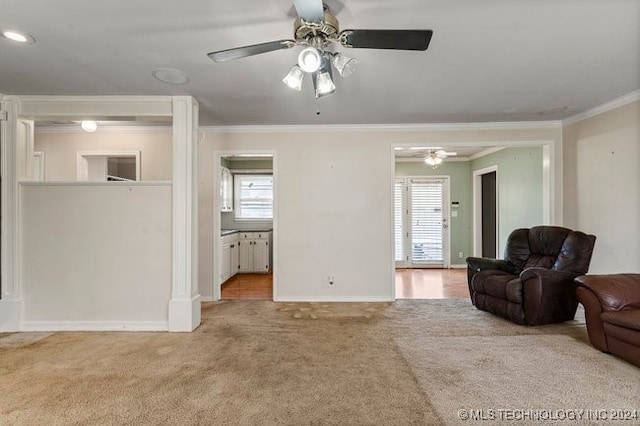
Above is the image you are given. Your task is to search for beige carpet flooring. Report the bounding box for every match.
[1,299,639,425]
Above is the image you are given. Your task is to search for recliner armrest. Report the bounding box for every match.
[520,267,580,325]
[520,267,578,285]
[575,274,640,311]
[466,257,514,274]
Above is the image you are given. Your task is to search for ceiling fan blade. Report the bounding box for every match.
[339,29,433,51]
[293,0,325,22]
[207,39,296,62]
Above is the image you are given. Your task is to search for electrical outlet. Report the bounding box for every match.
[458,252,464,258]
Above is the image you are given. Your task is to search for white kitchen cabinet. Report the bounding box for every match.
[238,231,272,273]
[220,233,239,283]
[220,166,233,212]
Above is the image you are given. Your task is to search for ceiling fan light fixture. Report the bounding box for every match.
[282,65,304,91]
[312,70,336,98]
[297,47,322,73]
[424,155,443,166]
[332,53,357,78]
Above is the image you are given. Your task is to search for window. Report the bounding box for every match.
[234,174,273,220]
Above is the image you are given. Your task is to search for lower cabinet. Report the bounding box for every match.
[239,232,272,273]
[221,231,272,285]
[220,233,239,283]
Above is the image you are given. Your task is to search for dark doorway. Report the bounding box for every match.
[481,171,497,258]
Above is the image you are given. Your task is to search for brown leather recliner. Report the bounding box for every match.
[575,274,640,367]
[466,226,596,325]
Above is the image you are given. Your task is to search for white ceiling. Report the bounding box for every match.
[1,0,638,127]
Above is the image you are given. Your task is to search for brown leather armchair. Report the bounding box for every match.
[575,274,640,367]
[466,226,596,325]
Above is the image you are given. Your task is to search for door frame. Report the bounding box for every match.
[212,150,277,301]
[472,165,498,257]
[76,150,141,181]
[395,176,451,269]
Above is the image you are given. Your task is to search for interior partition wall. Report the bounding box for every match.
[0,95,200,332]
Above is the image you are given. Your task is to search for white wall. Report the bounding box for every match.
[34,129,172,181]
[563,100,640,273]
[198,125,562,301]
[20,182,172,329]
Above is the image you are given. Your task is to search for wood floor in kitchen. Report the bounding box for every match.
[220,269,469,301]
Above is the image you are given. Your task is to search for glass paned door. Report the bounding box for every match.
[394,177,449,268]
[410,179,444,266]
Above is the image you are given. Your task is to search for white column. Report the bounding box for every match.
[168,96,201,331]
[0,96,29,331]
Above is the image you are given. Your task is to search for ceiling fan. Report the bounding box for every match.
[207,0,433,98]
[423,149,456,166]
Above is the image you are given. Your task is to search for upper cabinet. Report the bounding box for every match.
[220,166,233,212]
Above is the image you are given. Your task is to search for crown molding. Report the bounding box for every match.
[563,90,640,126]
[201,120,562,133]
[469,146,508,160]
[35,125,172,134]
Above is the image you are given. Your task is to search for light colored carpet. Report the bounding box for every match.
[1,299,638,425]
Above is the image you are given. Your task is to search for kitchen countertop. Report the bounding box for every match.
[221,229,272,236]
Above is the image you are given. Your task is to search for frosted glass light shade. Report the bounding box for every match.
[282,65,304,91]
[314,71,335,98]
[332,53,358,78]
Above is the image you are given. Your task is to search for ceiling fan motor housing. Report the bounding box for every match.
[293,9,339,46]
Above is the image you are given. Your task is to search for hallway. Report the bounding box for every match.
[221,269,469,300]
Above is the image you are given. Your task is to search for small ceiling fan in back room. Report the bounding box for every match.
[207,0,433,98]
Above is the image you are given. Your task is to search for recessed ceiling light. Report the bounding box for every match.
[1,29,36,44]
[152,68,189,85]
[81,120,98,132]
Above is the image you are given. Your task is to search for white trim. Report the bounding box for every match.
[395,156,470,163]
[1,95,199,333]
[542,145,551,224]
[0,97,28,331]
[213,150,278,302]
[168,96,200,332]
[21,321,168,332]
[35,125,172,134]
[563,90,640,125]
[200,296,215,302]
[203,121,563,134]
[76,150,141,181]
[469,146,508,161]
[19,181,171,187]
[450,264,467,269]
[274,296,395,303]
[32,151,45,181]
[16,95,173,118]
[393,176,451,269]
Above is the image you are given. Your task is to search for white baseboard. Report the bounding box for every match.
[450,264,468,269]
[0,299,23,332]
[21,321,168,332]
[274,296,395,303]
[168,294,202,332]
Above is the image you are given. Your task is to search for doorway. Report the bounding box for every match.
[76,151,141,181]
[213,152,276,301]
[395,177,450,268]
[473,165,498,258]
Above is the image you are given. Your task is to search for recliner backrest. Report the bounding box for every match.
[504,226,596,275]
